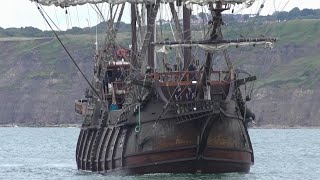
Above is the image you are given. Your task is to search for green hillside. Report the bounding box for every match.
[225,19,320,88]
[2,19,320,90]
[264,20,320,88]
[1,18,320,126]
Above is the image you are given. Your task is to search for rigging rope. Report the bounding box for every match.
[86,4,92,27]
[54,8,61,29]
[35,3,106,108]
[243,10,283,124]
[65,8,69,29]
[38,5,86,91]
[139,28,215,143]
[39,5,63,32]
[139,4,227,144]
[76,6,81,27]
[68,7,73,28]
[249,0,290,100]
[92,4,106,22]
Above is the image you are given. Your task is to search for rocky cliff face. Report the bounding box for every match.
[0,20,320,126]
[251,87,320,127]
[0,37,94,126]
[234,41,320,127]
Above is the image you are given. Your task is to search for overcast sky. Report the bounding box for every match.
[2,0,320,30]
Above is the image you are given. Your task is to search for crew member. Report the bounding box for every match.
[188,61,197,80]
[103,71,110,94]
[115,68,122,81]
[145,66,153,74]
[175,87,182,101]
[188,61,197,71]
[186,87,194,100]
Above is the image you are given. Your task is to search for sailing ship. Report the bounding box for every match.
[33,0,276,175]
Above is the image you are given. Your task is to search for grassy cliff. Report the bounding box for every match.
[0,19,320,126]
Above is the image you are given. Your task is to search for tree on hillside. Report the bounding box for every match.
[22,26,43,37]
[300,9,316,16]
[288,7,300,19]
[275,11,288,21]
[66,27,83,34]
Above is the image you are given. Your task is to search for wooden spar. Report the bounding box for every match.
[183,5,191,70]
[147,4,155,69]
[131,3,138,67]
[152,38,277,46]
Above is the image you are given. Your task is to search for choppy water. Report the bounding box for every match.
[0,128,319,180]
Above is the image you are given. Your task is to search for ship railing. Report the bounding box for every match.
[168,99,221,114]
[147,70,230,83]
[102,61,131,69]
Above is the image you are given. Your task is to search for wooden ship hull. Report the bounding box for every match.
[76,110,253,175]
[32,0,275,175]
[72,0,265,175]
[75,79,255,174]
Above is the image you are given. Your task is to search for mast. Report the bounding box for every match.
[183,4,192,70]
[205,2,224,78]
[147,4,155,69]
[169,2,183,41]
[131,3,138,67]
[169,2,183,70]
[198,1,224,99]
[95,16,98,55]
[138,2,159,73]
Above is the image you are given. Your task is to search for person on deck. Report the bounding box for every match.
[164,63,173,72]
[145,66,153,74]
[188,62,197,71]
[115,68,122,81]
[188,62,197,81]
[175,87,182,101]
[204,82,211,100]
[186,87,194,101]
[103,71,110,94]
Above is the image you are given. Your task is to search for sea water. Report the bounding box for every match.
[0,128,319,180]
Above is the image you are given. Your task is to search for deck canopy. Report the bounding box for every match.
[31,0,256,7]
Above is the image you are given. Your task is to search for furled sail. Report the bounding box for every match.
[154,38,276,53]
[31,0,256,7]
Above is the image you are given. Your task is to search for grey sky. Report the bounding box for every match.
[1,0,320,30]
